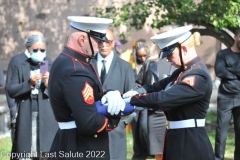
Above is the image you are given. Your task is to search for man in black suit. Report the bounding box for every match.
[91,29,136,160]
[5,29,43,142]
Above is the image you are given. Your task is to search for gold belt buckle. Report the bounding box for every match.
[166,120,170,129]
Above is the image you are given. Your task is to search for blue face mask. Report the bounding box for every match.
[30,51,46,63]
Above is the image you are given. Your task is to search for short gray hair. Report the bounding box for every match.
[134,41,150,56]
[25,35,46,48]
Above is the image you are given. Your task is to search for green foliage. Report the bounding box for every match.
[94,0,240,37]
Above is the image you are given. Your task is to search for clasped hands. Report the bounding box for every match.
[30,72,49,88]
[101,90,138,115]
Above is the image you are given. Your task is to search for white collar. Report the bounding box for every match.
[97,51,114,62]
[24,49,31,58]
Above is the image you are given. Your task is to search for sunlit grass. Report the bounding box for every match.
[127,130,133,160]
[0,136,12,160]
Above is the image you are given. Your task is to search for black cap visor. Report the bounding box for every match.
[161,43,179,59]
[71,26,108,42]
[87,30,108,42]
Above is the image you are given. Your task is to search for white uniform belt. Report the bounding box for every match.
[166,119,205,129]
[58,121,77,129]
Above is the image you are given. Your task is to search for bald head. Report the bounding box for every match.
[66,27,101,57]
[106,29,114,41]
[99,29,115,58]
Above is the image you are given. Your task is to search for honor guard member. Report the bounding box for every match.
[123,25,215,160]
[48,16,126,160]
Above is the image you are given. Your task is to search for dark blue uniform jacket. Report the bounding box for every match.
[131,56,215,160]
[48,47,120,160]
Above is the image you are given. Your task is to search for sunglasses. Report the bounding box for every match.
[32,49,46,53]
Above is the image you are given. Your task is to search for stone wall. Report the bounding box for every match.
[0,1,227,133]
[0,0,228,87]
[0,0,157,70]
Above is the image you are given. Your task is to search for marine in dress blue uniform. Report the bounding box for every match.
[48,16,123,160]
[123,25,215,160]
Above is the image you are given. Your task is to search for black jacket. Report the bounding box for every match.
[7,56,58,154]
[5,52,29,120]
[131,56,214,160]
[48,47,120,160]
[214,48,240,97]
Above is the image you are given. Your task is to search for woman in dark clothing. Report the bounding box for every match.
[136,44,175,160]
[131,41,152,160]
[7,35,58,160]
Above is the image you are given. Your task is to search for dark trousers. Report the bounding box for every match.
[215,97,240,160]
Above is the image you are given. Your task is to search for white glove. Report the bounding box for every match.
[101,90,125,115]
[123,97,131,104]
[120,112,137,123]
[122,90,138,99]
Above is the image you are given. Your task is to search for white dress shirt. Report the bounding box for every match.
[97,51,114,77]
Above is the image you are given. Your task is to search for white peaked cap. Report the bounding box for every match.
[150,25,193,50]
[67,16,113,34]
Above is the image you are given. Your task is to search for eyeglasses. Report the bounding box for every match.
[32,49,46,53]
[98,40,113,47]
[104,40,113,46]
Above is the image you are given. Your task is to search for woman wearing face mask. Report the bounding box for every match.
[7,35,58,160]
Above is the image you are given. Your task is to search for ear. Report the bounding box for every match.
[182,46,187,53]
[77,35,85,47]
[112,40,115,48]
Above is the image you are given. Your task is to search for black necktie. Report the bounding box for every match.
[100,60,106,84]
